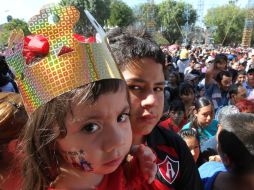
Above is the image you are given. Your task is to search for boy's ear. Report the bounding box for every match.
[221,153,232,169]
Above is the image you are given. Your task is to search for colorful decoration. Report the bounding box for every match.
[5,5,122,114]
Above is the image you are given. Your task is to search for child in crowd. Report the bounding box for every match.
[178,128,205,167]
[235,70,246,85]
[179,82,196,120]
[0,92,28,189]
[182,97,218,146]
[199,113,254,190]
[159,100,187,133]
[5,5,157,190]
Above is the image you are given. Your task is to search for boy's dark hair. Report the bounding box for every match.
[228,84,240,98]
[169,99,185,112]
[185,44,191,50]
[179,82,194,96]
[219,113,254,175]
[214,53,228,64]
[107,27,165,70]
[237,70,246,76]
[215,70,232,83]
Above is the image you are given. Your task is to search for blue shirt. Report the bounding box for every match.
[199,161,227,190]
[205,80,229,111]
[0,82,16,93]
[182,119,218,145]
[243,81,254,98]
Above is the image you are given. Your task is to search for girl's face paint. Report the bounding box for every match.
[57,89,132,175]
[61,149,93,172]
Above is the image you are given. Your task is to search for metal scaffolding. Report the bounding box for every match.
[242,0,254,47]
[146,0,156,33]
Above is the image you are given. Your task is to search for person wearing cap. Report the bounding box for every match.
[177,45,191,81]
[242,68,254,98]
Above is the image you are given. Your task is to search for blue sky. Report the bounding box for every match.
[0,0,249,25]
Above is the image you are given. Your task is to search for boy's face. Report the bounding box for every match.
[237,74,246,84]
[169,110,184,125]
[57,88,132,174]
[220,75,232,91]
[121,58,165,137]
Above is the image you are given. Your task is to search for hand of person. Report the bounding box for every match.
[130,144,157,184]
[209,155,222,162]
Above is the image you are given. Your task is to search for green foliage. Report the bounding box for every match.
[60,0,111,35]
[107,0,134,27]
[135,3,160,29]
[204,4,246,46]
[158,0,197,44]
[0,19,30,47]
[153,32,169,45]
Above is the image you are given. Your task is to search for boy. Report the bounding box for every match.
[108,27,203,190]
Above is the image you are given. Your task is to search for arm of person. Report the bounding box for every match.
[123,144,157,186]
[205,62,215,86]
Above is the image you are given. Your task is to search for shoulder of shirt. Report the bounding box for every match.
[147,125,184,146]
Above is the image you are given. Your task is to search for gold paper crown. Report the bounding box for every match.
[5,5,122,114]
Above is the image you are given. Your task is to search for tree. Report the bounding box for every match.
[0,19,30,47]
[60,0,111,35]
[158,0,197,44]
[204,4,246,46]
[107,0,134,27]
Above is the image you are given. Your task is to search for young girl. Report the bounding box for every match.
[178,128,205,167]
[0,92,28,189]
[181,97,218,146]
[5,5,156,190]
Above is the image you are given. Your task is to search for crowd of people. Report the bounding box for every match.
[0,4,254,190]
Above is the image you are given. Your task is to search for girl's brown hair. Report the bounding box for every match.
[22,79,127,190]
[0,92,28,144]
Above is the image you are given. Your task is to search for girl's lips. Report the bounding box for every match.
[103,157,123,167]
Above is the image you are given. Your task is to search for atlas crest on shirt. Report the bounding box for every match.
[158,155,179,185]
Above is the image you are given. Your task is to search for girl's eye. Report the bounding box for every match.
[81,123,100,134]
[117,113,130,123]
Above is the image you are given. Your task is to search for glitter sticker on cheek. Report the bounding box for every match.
[62,149,93,172]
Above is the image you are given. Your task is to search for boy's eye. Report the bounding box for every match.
[81,123,100,134]
[128,85,142,91]
[154,87,164,92]
[117,113,130,123]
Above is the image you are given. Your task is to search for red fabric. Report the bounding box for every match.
[159,118,187,133]
[1,140,22,190]
[47,157,167,190]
